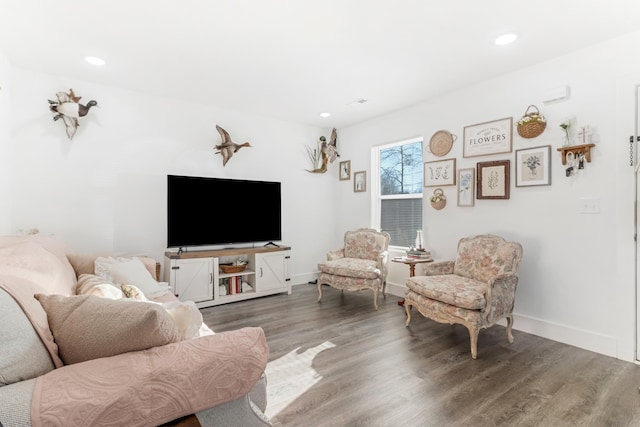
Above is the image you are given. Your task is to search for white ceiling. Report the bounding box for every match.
[2,0,640,129]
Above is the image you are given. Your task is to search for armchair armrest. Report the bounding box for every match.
[422,260,454,276]
[326,248,345,261]
[483,273,519,321]
[377,250,388,266]
[377,250,389,278]
[32,327,268,427]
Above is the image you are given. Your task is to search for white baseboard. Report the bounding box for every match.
[386,281,619,360]
[291,272,318,286]
[506,314,618,359]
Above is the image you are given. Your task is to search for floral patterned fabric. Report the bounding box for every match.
[421,261,454,276]
[453,235,521,283]
[343,229,388,261]
[404,291,482,325]
[317,228,390,309]
[317,258,380,279]
[403,234,522,358]
[406,275,488,310]
[317,273,380,293]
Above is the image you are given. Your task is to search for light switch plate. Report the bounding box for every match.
[580,197,601,214]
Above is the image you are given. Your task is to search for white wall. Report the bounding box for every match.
[3,31,640,362]
[0,52,12,232]
[1,67,342,286]
[337,30,640,361]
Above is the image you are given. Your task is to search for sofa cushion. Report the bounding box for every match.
[406,275,488,310]
[0,290,55,387]
[68,253,159,280]
[35,294,184,365]
[317,258,380,279]
[0,240,77,297]
[95,256,169,298]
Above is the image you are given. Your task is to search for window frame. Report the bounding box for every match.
[370,137,423,249]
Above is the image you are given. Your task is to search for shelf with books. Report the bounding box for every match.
[218,274,255,297]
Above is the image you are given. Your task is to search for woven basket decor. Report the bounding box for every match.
[220,263,247,274]
[430,188,446,210]
[429,130,456,157]
[517,105,547,139]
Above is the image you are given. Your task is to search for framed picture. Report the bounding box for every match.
[515,145,551,187]
[477,160,510,199]
[457,168,475,207]
[424,158,456,187]
[339,160,351,181]
[354,171,366,192]
[463,117,513,158]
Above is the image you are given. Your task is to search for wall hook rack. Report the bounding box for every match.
[557,143,595,165]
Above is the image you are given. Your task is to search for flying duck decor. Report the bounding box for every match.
[214,125,252,166]
[306,128,339,174]
[48,88,98,140]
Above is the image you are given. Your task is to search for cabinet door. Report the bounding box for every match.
[255,251,290,291]
[171,258,213,302]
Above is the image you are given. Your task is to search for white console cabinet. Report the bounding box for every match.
[164,246,291,308]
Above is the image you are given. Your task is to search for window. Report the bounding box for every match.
[371,138,423,247]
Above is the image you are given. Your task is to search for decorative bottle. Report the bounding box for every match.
[415,230,424,250]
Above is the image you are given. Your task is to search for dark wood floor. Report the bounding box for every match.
[201,284,640,427]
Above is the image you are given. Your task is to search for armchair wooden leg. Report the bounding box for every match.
[317,282,323,303]
[404,303,412,326]
[373,289,379,310]
[469,326,480,359]
[506,314,514,344]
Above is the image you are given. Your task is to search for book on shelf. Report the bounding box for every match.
[226,276,242,294]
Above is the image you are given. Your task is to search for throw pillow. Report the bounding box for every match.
[0,290,55,386]
[76,274,124,299]
[95,257,169,298]
[120,283,147,300]
[35,294,184,365]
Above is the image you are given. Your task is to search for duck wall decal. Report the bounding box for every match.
[48,88,98,140]
[214,125,252,166]
[307,128,339,174]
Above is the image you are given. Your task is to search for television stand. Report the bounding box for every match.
[264,242,280,248]
[164,245,291,308]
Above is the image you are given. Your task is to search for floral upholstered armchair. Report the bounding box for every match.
[317,228,390,310]
[404,234,523,359]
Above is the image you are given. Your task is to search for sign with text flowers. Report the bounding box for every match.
[463,117,513,157]
[515,145,551,187]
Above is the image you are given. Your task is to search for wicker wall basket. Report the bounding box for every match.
[430,188,446,210]
[517,105,547,139]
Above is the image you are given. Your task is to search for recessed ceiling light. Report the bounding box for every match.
[494,33,517,46]
[85,56,106,66]
[320,112,331,118]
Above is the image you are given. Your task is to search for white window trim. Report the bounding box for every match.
[370,136,423,250]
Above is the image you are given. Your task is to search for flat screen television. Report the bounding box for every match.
[167,175,281,248]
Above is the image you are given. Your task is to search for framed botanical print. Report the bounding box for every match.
[339,160,351,181]
[476,160,510,199]
[457,168,475,207]
[424,158,456,187]
[515,145,551,187]
[354,171,366,192]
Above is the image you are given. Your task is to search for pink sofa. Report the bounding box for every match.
[0,234,271,426]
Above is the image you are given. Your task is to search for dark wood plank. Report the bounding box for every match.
[201,284,640,427]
